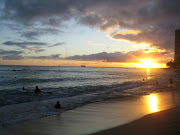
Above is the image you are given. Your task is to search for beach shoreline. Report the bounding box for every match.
[90,77,180,135]
[0,82,155,128]
[0,84,176,128]
[0,66,176,129]
[0,89,179,135]
[90,106,180,135]
[0,71,179,134]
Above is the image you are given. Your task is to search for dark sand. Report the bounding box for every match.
[91,105,180,135]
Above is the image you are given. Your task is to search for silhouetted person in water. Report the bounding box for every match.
[22,87,25,90]
[55,101,61,109]
[156,81,158,85]
[169,77,173,86]
[35,86,41,93]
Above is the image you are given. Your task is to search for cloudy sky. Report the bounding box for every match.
[0,0,179,67]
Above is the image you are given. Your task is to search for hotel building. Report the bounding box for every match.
[175,29,180,68]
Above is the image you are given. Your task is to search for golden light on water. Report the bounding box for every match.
[147,94,159,113]
[147,68,150,74]
[146,68,152,80]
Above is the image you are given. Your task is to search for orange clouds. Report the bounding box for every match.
[112,30,142,35]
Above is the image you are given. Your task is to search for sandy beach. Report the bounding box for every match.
[91,74,180,135]
[91,107,180,135]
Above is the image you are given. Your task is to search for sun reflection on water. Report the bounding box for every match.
[147,68,150,74]
[145,68,152,80]
[147,94,159,113]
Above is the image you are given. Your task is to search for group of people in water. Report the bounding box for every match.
[22,86,41,93]
[20,76,174,110]
[22,86,61,109]
[142,76,174,86]
[156,77,174,86]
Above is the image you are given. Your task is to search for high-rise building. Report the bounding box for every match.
[175,29,180,68]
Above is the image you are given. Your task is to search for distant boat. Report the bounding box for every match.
[81,65,86,67]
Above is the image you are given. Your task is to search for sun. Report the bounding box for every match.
[136,59,158,68]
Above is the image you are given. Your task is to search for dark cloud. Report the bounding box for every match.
[1,0,76,26]
[1,52,61,60]
[111,28,174,50]
[34,49,45,53]
[79,14,103,28]
[138,0,180,24]
[27,54,61,59]
[49,42,65,47]
[22,31,41,40]
[65,51,167,63]
[3,41,47,48]
[65,52,131,62]
[0,48,168,62]
[3,54,24,60]
[0,49,24,60]
[26,47,45,53]
[0,49,24,55]
[21,28,61,40]
[1,0,180,51]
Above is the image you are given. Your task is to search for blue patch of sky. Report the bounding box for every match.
[0,14,146,58]
[39,20,145,57]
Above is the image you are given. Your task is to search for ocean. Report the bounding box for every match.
[0,65,175,127]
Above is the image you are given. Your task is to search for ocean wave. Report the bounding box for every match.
[0,66,175,127]
[0,80,145,106]
[0,79,172,128]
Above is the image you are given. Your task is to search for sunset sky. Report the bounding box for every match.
[0,0,180,68]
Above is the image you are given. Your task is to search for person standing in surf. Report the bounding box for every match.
[169,77,173,86]
[35,86,41,93]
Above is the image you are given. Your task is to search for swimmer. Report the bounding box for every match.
[169,77,173,86]
[34,86,41,93]
[156,81,158,85]
[55,101,61,109]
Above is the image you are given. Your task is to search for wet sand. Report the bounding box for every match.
[91,107,180,135]
[0,90,180,135]
[91,72,180,135]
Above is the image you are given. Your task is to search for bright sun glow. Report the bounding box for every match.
[136,59,158,68]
